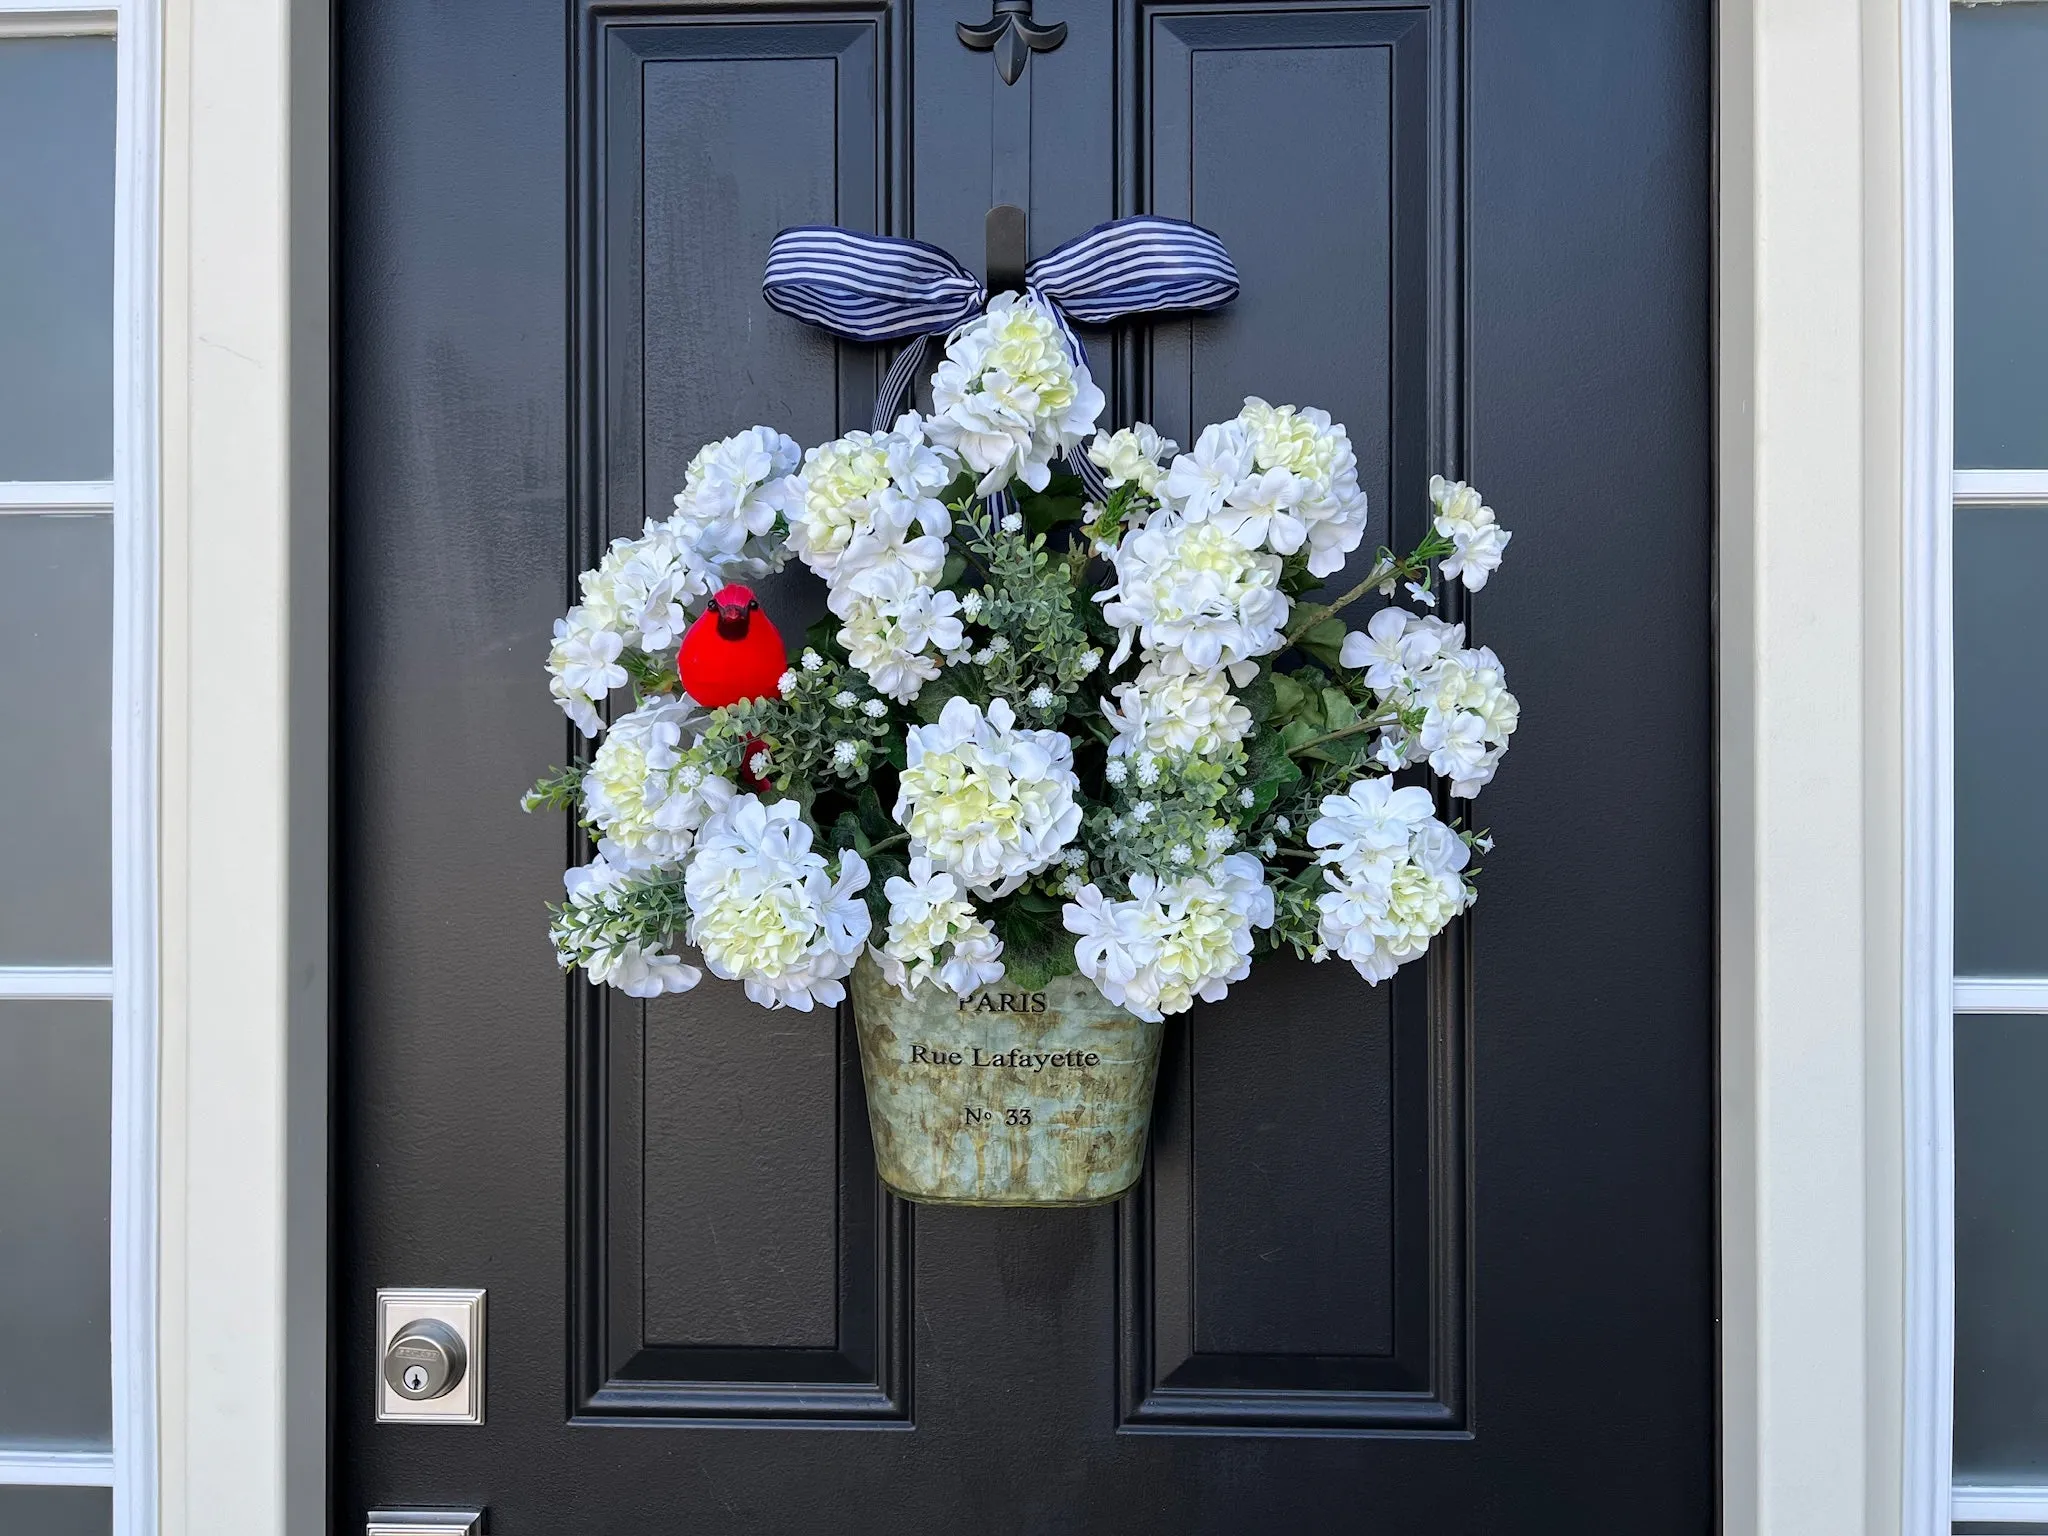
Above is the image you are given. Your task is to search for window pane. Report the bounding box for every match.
[1956,1015,2048,1477]
[1955,506,2048,974]
[0,1002,110,1447]
[1954,5,2048,468]
[0,1486,111,1536]
[0,515,111,966]
[0,37,115,481]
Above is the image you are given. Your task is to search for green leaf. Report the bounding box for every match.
[941,552,969,591]
[804,613,844,662]
[989,898,1079,991]
[913,671,970,723]
[1279,718,1321,753]
[1270,672,1313,724]
[830,810,869,855]
[1236,671,1277,724]
[1021,489,1088,540]
[1297,616,1349,669]
[856,783,893,841]
[1320,688,1358,730]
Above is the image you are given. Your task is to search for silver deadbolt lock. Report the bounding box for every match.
[383,1317,466,1401]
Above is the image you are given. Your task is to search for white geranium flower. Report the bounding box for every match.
[669,426,803,577]
[925,293,1105,495]
[1087,423,1177,495]
[831,564,968,703]
[873,856,1006,997]
[1159,420,1252,521]
[1307,777,1440,872]
[1338,607,1455,693]
[1429,475,1511,591]
[1099,516,1290,680]
[1213,466,1308,556]
[1413,643,1519,797]
[1308,779,1472,984]
[684,795,872,1010]
[1313,802,1471,984]
[789,417,955,585]
[1060,854,1274,1020]
[550,857,701,998]
[895,696,1082,898]
[1102,662,1252,761]
[1235,398,1371,578]
[581,696,735,869]
[547,607,627,737]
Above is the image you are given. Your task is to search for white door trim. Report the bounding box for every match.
[1899,0,1955,1527]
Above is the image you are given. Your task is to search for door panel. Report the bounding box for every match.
[339,0,1712,1527]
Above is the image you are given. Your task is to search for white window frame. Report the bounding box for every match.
[0,1,160,1531]
[1905,0,2048,1522]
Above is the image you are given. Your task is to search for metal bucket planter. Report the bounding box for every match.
[848,955,1164,1207]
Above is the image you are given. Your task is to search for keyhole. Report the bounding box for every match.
[403,1364,428,1393]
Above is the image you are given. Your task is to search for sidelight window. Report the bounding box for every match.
[1949,0,2048,1524]
[0,3,157,1534]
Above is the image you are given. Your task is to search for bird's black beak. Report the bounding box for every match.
[714,596,757,640]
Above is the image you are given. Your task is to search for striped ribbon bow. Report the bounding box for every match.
[763,216,1238,499]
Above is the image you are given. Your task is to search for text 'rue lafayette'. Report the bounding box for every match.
[908,1044,1104,1071]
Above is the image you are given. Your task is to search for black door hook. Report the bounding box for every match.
[985,205,1028,297]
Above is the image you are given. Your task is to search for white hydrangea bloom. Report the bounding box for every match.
[580,696,735,870]
[925,293,1106,495]
[1413,643,1519,798]
[669,426,803,579]
[1232,397,1371,577]
[1101,662,1253,761]
[1428,474,1511,592]
[789,416,956,585]
[1159,421,1252,520]
[895,696,1082,898]
[579,518,715,652]
[1099,516,1289,680]
[683,795,872,1011]
[547,607,628,737]
[873,856,1006,998]
[550,857,701,998]
[830,564,968,703]
[1307,778,1472,983]
[1086,423,1177,495]
[1061,854,1275,1020]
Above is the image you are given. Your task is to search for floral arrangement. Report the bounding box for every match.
[528,294,1516,1022]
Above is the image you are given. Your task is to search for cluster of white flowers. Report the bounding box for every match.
[1099,516,1289,680]
[1307,779,1473,984]
[670,426,804,579]
[1086,424,1176,497]
[1428,475,1510,592]
[873,856,1006,998]
[925,293,1106,495]
[1061,853,1275,1020]
[895,696,1082,898]
[580,697,737,869]
[550,857,701,998]
[545,427,803,736]
[792,416,969,702]
[1101,661,1253,761]
[1143,399,1370,579]
[683,795,872,1011]
[1339,608,1520,796]
[536,330,1521,1021]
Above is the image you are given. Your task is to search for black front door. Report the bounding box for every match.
[337,1,1713,1529]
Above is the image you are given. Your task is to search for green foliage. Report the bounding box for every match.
[521,763,587,818]
[990,894,1080,990]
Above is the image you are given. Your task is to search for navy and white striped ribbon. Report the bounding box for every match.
[763,216,1238,499]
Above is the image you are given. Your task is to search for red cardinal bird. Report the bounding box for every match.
[676,583,788,710]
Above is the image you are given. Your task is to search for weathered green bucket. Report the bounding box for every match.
[847,955,1165,1207]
